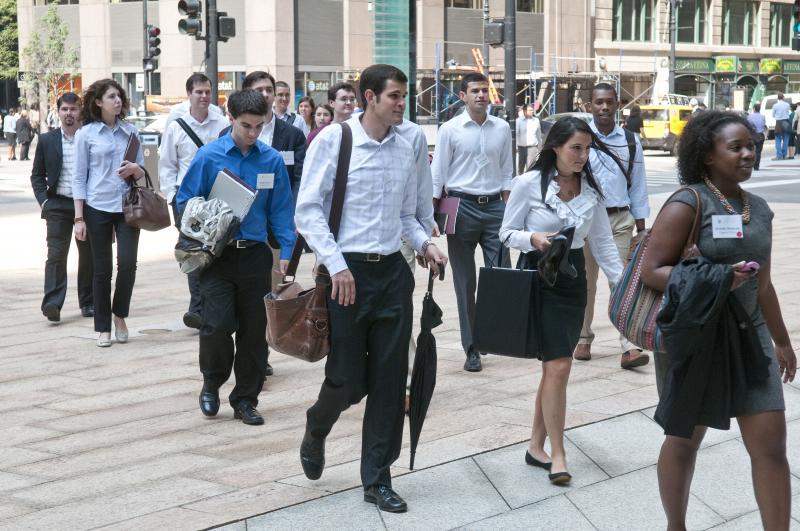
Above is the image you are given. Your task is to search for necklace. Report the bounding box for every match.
[703,177,751,224]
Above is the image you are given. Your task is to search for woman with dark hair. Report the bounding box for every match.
[624,104,643,143]
[293,96,315,137]
[641,111,795,530]
[73,78,145,348]
[499,117,625,485]
[305,103,334,146]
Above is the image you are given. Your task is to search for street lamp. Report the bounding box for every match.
[669,0,683,94]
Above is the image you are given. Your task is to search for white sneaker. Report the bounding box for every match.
[97,332,112,348]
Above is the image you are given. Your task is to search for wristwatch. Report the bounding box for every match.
[421,240,434,256]
[74,217,84,224]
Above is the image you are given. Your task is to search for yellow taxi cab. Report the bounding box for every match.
[639,104,693,156]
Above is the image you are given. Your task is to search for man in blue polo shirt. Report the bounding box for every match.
[177,89,296,425]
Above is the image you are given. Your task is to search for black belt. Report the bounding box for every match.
[606,206,630,215]
[228,239,265,249]
[446,191,502,204]
[343,252,396,263]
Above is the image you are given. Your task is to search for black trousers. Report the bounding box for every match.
[84,205,140,332]
[18,141,30,160]
[199,243,271,408]
[306,252,414,489]
[171,201,202,315]
[754,139,764,170]
[42,195,93,312]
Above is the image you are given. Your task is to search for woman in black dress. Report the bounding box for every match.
[500,117,625,485]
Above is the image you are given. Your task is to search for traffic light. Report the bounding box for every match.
[793,0,800,51]
[217,12,236,42]
[143,25,161,72]
[178,0,203,37]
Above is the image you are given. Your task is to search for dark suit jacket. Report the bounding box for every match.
[219,118,306,186]
[31,127,67,207]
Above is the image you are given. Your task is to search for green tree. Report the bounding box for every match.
[0,0,18,80]
[19,3,79,128]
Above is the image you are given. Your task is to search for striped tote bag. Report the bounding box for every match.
[608,187,702,353]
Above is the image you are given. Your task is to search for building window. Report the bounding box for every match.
[517,0,544,13]
[613,0,655,42]
[770,2,793,47]
[722,1,759,46]
[446,0,481,8]
[34,0,78,4]
[676,0,708,43]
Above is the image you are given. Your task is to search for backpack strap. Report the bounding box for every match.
[176,118,204,149]
[623,129,636,189]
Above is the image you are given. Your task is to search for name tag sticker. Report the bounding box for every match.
[257,173,275,190]
[474,152,490,168]
[280,151,295,166]
[566,194,593,217]
[712,214,743,239]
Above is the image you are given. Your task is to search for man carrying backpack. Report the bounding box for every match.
[574,83,651,369]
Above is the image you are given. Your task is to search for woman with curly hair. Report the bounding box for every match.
[500,117,625,485]
[73,79,145,348]
[293,96,315,137]
[641,111,796,530]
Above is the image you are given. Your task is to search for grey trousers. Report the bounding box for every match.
[446,198,510,356]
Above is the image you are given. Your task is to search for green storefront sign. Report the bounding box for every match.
[782,61,800,74]
[759,58,782,74]
[675,58,715,73]
[740,59,759,74]
[715,56,738,73]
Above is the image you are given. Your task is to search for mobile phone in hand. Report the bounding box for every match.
[740,261,760,273]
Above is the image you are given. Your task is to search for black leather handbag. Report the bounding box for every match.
[473,258,542,359]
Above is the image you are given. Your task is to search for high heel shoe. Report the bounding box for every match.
[97,332,111,348]
[525,451,552,471]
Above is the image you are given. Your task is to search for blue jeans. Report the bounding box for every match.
[775,122,790,158]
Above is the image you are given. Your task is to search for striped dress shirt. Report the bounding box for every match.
[56,130,76,197]
[295,116,429,276]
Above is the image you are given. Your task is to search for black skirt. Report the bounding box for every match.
[519,248,587,361]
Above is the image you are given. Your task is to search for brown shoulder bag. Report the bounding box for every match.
[264,123,352,362]
[123,171,171,231]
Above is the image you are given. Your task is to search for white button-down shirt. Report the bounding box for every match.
[259,114,276,146]
[394,118,435,236]
[588,120,650,220]
[159,109,229,202]
[431,111,513,199]
[516,116,542,147]
[56,129,76,197]
[295,116,429,276]
[499,169,623,283]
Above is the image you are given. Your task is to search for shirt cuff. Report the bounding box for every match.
[325,253,348,277]
[630,205,650,220]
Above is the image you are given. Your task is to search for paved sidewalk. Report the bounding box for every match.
[0,155,798,530]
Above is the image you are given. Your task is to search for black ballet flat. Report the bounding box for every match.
[525,451,552,471]
[548,471,572,485]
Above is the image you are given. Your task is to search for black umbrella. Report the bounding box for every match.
[409,267,444,470]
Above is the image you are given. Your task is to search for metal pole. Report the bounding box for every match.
[434,42,441,127]
[207,0,219,105]
[142,0,149,98]
[669,0,677,95]
[409,0,417,122]
[505,0,516,151]
[482,0,490,75]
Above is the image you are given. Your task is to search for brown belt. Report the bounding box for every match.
[606,206,630,215]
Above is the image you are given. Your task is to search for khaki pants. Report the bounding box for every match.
[579,210,637,353]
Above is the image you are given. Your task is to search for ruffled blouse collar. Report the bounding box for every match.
[543,169,601,227]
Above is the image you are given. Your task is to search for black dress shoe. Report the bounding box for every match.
[548,471,572,485]
[525,451,552,471]
[364,485,408,513]
[264,362,274,377]
[42,303,60,322]
[464,351,482,372]
[199,385,220,417]
[233,402,264,425]
[80,305,95,318]
[183,312,202,329]
[300,428,326,480]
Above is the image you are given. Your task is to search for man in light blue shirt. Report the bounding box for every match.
[747,103,766,170]
[177,89,296,426]
[576,83,650,369]
[772,93,791,160]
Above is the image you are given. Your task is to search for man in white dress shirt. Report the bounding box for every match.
[575,82,651,369]
[515,102,542,175]
[431,72,513,373]
[159,73,229,330]
[274,81,297,124]
[296,64,447,513]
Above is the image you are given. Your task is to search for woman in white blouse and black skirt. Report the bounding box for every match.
[500,117,625,485]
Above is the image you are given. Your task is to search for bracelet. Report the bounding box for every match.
[74,217,84,224]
